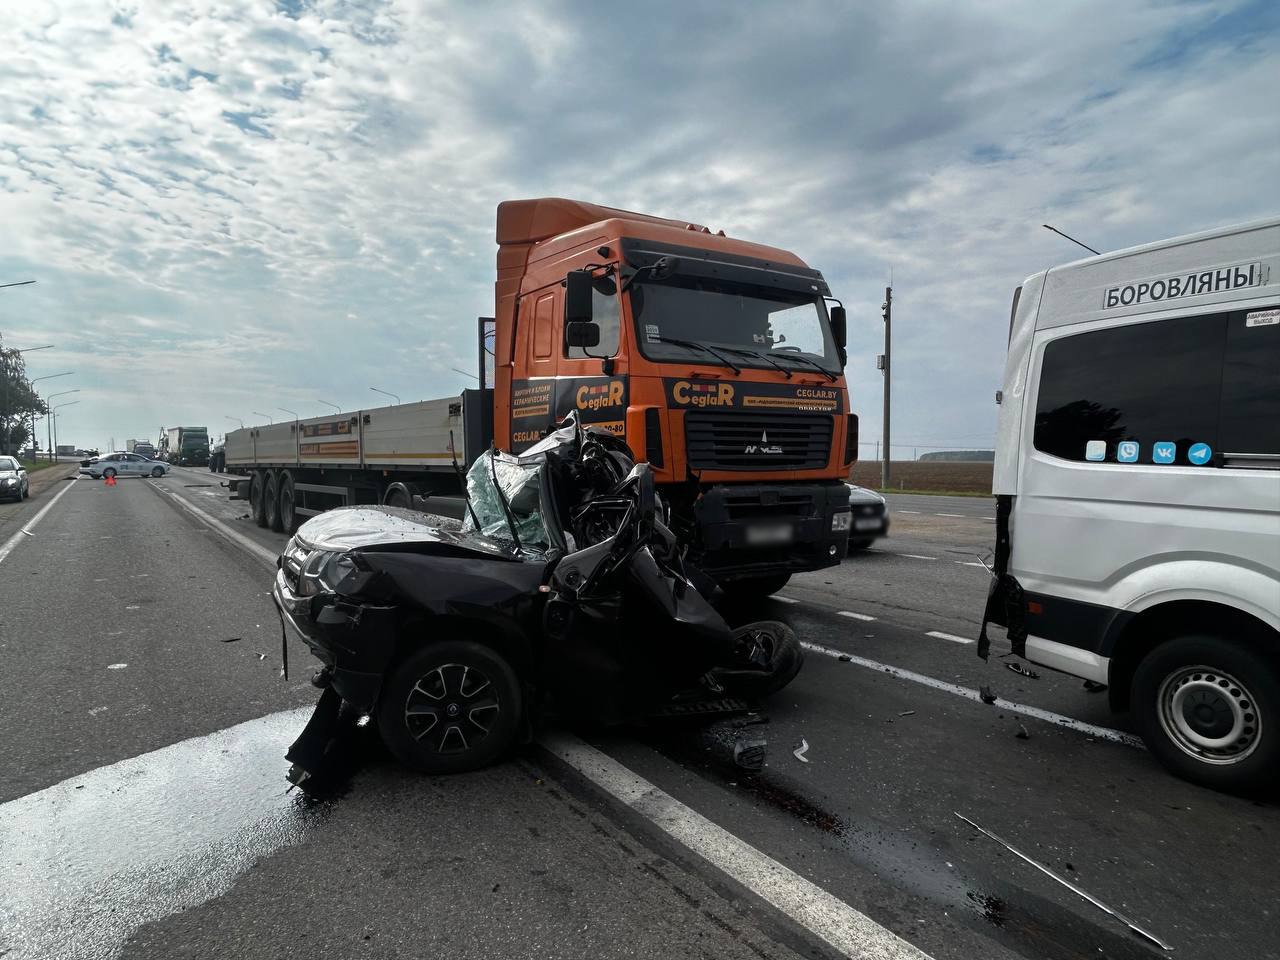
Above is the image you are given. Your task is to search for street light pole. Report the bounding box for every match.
[52,400,80,460]
[225,415,244,428]
[45,389,79,462]
[317,400,341,413]
[28,372,73,459]
[880,286,892,489]
[252,411,273,424]
[278,407,298,420]
[370,386,400,405]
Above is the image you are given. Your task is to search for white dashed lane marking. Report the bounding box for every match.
[895,553,937,561]
[802,641,1143,748]
[773,595,800,604]
[926,630,974,645]
[837,610,877,621]
[935,513,965,518]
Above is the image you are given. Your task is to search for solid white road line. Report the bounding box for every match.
[926,630,974,645]
[147,480,279,566]
[837,610,877,621]
[896,553,937,561]
[897,510,921,514]
[540,732,934,960]
[802,641,1143,748]
[0,476,78,567]
[935,513,965,518]
[773,595,800,604]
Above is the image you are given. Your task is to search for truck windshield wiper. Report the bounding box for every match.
[771,351,838,382]
[650,335,741,375]
[721,347,792,379]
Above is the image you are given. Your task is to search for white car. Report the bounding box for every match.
[0,456,30,502]
[79,452,171,479]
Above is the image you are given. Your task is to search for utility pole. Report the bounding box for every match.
[879,286,892,488]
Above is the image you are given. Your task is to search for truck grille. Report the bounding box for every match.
[684,412,832,471]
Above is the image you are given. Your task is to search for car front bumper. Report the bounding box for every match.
[272,567,397,711]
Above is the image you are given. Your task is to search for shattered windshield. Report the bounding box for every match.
[461,451,553,558]
[630,278,838,374]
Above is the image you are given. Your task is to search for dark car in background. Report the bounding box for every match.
[845,483,889,550]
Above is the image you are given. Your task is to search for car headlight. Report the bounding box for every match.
[831,510,852,532]
[298,550,358,596]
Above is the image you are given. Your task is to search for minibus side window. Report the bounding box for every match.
[1220,306,1280,460]
[1034,313,1225,465]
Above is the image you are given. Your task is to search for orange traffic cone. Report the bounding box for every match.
[104,474,117,487]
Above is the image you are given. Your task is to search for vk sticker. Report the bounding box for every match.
[1152,442,1177,465]
[1085,440,1106,462]
[1188,442,1213,465]
[1117,441,1140,463]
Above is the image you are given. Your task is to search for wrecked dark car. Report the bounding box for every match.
[273,417,803,777]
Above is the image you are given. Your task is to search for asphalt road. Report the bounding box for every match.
[1,468,1276,960]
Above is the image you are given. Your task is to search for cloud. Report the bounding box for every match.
[0,0,1276,454]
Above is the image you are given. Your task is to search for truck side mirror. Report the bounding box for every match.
[565,270,594,325]
[829,305,847,350]
[566,322,601,348]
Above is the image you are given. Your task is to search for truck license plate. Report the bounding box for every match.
[746,523,793,545]
[854,518,882,531]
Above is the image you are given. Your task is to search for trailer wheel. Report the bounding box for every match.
[377,639,522,774]
[278,472,299,534]
[250,472,269,527]
[383,482,413,510]
[264,472,283,532]
[1132,633,1280,793]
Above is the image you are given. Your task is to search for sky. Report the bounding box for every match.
[1,0,1277,456]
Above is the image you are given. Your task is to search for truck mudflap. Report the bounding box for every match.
[693,481,849,579]
[977,494,1027,660]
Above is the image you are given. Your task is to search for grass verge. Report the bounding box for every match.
[18,458,61,473]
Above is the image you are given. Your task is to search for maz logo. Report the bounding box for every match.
[744,430,783,455]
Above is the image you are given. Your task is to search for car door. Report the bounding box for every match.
[127,454,148,475]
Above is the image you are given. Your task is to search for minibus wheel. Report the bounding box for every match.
[1132,634,1279,793]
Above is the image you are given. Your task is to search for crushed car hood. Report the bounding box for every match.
[293,504,512,557]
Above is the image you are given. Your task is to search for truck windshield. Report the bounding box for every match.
[630,278,838,375]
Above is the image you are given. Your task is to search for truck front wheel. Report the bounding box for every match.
[719,574,792,602]
[1132,633,1280,794]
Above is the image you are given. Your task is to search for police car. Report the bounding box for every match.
[79,452,171,479]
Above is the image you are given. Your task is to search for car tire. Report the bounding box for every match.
[264,473,283,532]
[1132,633,1280,794]
[22,484,29,499]
[278,472,299,534]
[250,472,269,528]
[719,573,791,601]
[847,538,874,550]
[377,639,522,775]
[150,466,165,478]
[713,621,805,700]
[102,467,117,479]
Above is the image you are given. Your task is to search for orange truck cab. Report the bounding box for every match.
[494,198,856,596]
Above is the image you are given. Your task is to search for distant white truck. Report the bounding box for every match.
[224,392,491,533]
[984,215,1280,792]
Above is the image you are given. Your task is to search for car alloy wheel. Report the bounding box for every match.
[402,663,502,754]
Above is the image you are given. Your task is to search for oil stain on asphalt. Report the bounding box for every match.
[0,708,330,960]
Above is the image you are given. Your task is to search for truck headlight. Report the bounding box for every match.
[831,511,852,532]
